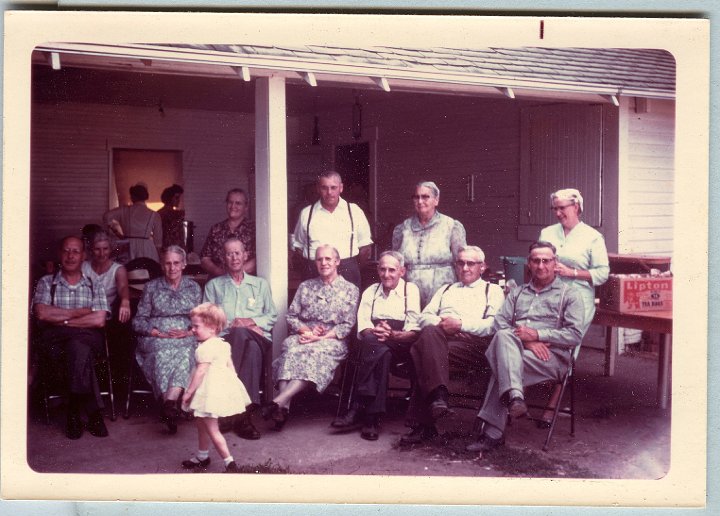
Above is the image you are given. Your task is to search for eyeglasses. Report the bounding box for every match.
[550,204,574,212]
[411,194,432,201]
[455,260,481,268]
[529,257,555,265]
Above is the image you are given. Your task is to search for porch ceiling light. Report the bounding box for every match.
[604,94,620,106]
[48,51,61,70]
[233,65,251,81]
[372,77,391,92]
[498,86,515,99]
[302,71,317,87]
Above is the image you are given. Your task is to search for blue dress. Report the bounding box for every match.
[132,276,201,398]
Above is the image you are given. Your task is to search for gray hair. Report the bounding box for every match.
[529,240,557,256]
[457,245,485,263]
[318,170,343,183]
[378,250,405,268]
[415,181,440,198]
[315,244,340,260]
[551,188,584,214]
[223,237,245,253]
[90,230,111,246]
[164,245,187,264]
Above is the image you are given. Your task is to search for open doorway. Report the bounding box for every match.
[111,149,183,211]
[334,141,370,221]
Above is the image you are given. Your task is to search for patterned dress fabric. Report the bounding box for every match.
[132,276,202,398]
[200,218,256,270]
[186,336,252,418]
[272,276,359,392]
[392,211,467,307]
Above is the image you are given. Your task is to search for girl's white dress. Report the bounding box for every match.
[187,336,252,418]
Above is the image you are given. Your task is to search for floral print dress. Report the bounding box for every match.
[132,276,202,398]
[272,276,359,392]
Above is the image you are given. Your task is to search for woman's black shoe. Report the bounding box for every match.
[162,400,178,435]
[260,402,279,420]
[273,407,289,431]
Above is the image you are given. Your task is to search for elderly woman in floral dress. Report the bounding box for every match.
[132,245,202,434]
[265,244,359,430]
[392,181,466,308]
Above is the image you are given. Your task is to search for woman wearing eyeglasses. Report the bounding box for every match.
[392,181,467,308]
[537,188,609,426]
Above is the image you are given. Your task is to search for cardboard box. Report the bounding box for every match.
[600,274,673,313]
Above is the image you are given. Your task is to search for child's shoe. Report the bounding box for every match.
[225,461,240,473]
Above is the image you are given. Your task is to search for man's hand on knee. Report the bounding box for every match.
[523,341,551,361]
[438,316,462,336]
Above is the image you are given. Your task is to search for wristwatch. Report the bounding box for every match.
[573,268,578,278]
[63,320,69,326]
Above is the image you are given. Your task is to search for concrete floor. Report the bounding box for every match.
[26,346,670,479]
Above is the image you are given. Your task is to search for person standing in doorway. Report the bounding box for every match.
[104,183,163,262]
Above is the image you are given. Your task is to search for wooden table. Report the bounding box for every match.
[593,308,673,409]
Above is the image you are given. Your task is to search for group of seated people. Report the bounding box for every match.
[32,171,608,460]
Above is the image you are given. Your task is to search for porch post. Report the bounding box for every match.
[255,76,288,357]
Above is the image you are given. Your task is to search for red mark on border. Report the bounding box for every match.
[540,20,544,39]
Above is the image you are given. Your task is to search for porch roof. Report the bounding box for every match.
[34,43,676,101]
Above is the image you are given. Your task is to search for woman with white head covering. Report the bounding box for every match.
[539,188,609,334]
[537,188,609,427]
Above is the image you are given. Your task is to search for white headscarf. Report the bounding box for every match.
[551,188,584,214]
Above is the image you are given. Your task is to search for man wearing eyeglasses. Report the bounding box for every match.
[465,240,585,454]
[399,245,505,445]
[33,236,110,440]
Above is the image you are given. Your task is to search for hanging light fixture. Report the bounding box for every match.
[352,93,362,140]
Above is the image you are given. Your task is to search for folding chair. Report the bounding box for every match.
[334,335,415,419]
[40,329,116,424]
[527,344,579,451]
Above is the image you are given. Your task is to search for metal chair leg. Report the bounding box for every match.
[542,358,575,452]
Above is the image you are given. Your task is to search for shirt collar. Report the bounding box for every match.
[221,272,259,287]
[316,197,348,214]
[410,211,441,231]
[528,276,564,294]
[459,277,485,289]
[375,278,406,299]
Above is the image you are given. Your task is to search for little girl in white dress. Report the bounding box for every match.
[181,302,252,473]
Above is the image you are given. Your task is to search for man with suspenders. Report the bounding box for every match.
[291,171,373,289]
[466,241,585,454]
[33,236,110,440]
[331,251,421,440]
[400,245,505,445]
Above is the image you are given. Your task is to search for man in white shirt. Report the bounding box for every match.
[400,245,505,445]
[291,171,373,288]
[330,251,421,440]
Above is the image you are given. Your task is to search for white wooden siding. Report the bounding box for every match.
[618,97,675,256]
[31,102,254,264]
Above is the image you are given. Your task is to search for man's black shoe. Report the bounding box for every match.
[87,411,109,438]
[399,424,438,445]
[466,434,505,453]
[331,407,362,429]
[65,413,83,440]
[508,397,528,419]
[233,413,261,440]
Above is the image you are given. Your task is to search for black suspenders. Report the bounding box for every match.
[370,281,408,320]
[438,282,491,318]
[50,272,94,306]
[306,201,355,258]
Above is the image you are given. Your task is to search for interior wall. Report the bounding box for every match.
[30,101,254,267]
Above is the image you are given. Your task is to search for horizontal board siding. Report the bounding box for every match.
[31,101,253,264]
[619,98,675,257]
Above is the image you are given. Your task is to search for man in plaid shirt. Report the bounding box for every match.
[33,236,110,440]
